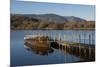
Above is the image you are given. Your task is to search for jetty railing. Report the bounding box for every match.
[25,31,95,61]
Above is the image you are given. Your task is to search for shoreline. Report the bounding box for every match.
[11,28,95,31]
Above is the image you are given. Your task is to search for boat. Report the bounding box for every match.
[24,35,51,52]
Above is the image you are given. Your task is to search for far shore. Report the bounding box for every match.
[11,28,95,31]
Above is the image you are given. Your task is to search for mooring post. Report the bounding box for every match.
[73,33,76,43]
[54,33,56,42]
[64,35,67,63]
[79,34,80,42]
[38,32,40,42]
[72,33,73,43]
[91,33,93,45]
[64,35,67,51]
[58,33,61,49]
[58,33,61,59]
[54,32,57,42]
[89,34,91,45]
[79,34,81,56]
[54,32,56,42]
[45,31,49,37]
[92,33,94,45]
[63,35,67,63]
[44,32,46,37]
[61,35,64,50]
[84,33,86,44]
[51,32,53,41]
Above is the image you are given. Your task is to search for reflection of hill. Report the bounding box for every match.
[11,14,95,30]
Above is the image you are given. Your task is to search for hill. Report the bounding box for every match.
[11,14,95,30]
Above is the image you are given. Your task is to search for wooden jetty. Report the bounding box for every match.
[24,32,95,61]
[59,42,95,61]
[50,34,95,61]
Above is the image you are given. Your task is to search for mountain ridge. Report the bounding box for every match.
[11,13,88,23]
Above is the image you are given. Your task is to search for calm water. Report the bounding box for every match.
[11,30,95,66]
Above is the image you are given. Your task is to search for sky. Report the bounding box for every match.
[11,0,95,21]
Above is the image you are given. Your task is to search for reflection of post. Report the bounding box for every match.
[64,47,66,63]
[79,44,81,57]
[89,46,91,60]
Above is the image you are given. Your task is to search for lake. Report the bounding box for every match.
[10,30,95,66]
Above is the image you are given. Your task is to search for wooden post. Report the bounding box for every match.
[63,34,67,63]
[43,32,45,37]
[89,34,91,45]
[84,33,85,44]
[46,31,48,38]
[91,33,93,45]
[58,33,61,60]
[92,33,94,45]
[59,33,61,49]
[79,34,81,43]
[74,33,77,43]
[64,35,67,50]
[79,34,81,56]
[54,32,55,42]
[72,33,73,43]
[61,35,64,50]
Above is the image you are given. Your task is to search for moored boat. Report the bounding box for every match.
[24,35,51,51]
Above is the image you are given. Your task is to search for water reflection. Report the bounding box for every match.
[24,44,54,56]
[11,30,95,66]
[24,38,95,61]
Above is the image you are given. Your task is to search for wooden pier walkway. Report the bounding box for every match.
[24,32,95,61]
[50,41,95,61]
